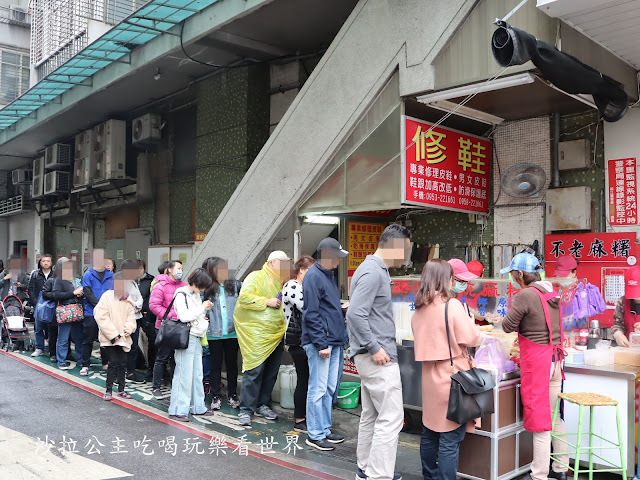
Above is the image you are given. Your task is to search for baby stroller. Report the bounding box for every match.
[1,295,32,352]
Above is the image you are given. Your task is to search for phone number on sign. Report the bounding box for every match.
[459,197,483,208]
[423,192,457,205]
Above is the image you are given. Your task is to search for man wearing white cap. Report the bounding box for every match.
[234,250,291,427]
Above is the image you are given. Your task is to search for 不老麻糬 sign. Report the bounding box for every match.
[402,116,492,214]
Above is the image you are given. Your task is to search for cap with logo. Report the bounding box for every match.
[625,266,640,299]
[500,253,541,275]
[448,259,477,282]
[267,251,291,262]
[317,238,349,258]
[553,255,578,277]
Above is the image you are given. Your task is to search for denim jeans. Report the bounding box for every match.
[420,423,466,480]
[168,335,207,416]
[34,318,46,351]
[239,341,284,415]
[303,344,341,441]
[57,321,83,367]
[81,315,108,368]
[332,344,344,405]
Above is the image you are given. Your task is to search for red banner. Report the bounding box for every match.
[608,157,637,226]
[403,116,491,213]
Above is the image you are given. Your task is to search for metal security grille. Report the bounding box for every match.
[30,0,143,80]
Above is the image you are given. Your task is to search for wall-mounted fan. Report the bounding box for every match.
[500,163,546,198]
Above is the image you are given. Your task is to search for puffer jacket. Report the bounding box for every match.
[149,274,187,329]
[94,290,137,351]
[42,277,83,308]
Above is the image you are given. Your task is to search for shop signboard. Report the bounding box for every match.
[607,157,637,226]
[402,116,491,214]
[347,222,384,276]
[545,232,638,328]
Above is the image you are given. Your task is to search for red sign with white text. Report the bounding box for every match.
[608,157,637,226]
[403,116,491,213]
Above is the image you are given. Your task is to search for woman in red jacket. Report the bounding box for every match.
[149,260,187,400]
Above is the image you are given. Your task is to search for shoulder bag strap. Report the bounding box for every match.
[163,296,177,321]
[444,300,455,374]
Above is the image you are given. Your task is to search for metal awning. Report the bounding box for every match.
[0,0,219,130]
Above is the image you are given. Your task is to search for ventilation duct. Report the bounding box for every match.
[491,20,628,122]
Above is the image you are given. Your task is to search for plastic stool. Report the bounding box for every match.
[550,392,626,480]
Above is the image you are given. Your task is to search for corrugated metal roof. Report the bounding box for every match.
[0,0,219,130]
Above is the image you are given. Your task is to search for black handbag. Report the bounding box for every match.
[444,301,496,425]
[155,293,190,350]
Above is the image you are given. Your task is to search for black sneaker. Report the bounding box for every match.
[152,389,165,400]
[326,432,345,444]
[305,437,335,451]
[294,420,307,433]
[356,469,402,480]
[548,471,567,480]
[126,373,146,384]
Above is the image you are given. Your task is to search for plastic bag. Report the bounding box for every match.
[474,337,508,378]
[234,263,286,372]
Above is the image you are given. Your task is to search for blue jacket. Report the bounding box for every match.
[301,263,345,350]
[82,268,114,316]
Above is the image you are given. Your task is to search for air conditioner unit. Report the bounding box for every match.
[9,5,28,23]
[32,157,45,198]
[44,171,70,196]
[92,119,126,183]
[12,168,32,185]
[132,113,161,146]
[72,158,91,188]
[44,143,72,170]
[75,130,93,160]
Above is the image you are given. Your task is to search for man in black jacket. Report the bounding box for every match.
[30,254,53,357]
[136,260,155,381]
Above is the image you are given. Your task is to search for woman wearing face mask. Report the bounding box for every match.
[448,259,501,325]
[149,260,187,400]
[500,253,568,480]
[168,268,215,421]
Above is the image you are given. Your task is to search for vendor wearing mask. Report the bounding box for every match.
[448,259,501,325]
[500,253,568,480]
[612,266,640,348]
[552,255,579,279]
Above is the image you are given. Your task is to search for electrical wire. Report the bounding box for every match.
[179,20,325,70]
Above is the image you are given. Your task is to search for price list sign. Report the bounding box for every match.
[348,222,383,276]
[608,157,637,226]
[403,116,491,214]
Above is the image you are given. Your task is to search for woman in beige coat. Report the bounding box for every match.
[411,259,481,480]
[94,273,137,401]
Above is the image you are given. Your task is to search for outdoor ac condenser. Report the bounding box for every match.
[74,130,94,187]
[132,113,161,146]
[91,119,126,184]
[44,143,72,170]
[44,171,70,196]
[32,157,45,198]
[12,168,32,185]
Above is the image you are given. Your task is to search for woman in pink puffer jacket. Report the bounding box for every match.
[149,260,187,400]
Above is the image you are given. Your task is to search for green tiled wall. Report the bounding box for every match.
[170,176,196,243]
[194,64,269,234]
[139,203,155,230]
[557,111,604,231]
[46,214,83,259]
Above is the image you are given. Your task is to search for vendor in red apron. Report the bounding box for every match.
[500,253,569,480]
[611,266,640,348]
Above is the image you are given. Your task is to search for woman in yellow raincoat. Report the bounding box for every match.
[234,251,290,427]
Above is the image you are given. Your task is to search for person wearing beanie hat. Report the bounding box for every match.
[611,266,640,348]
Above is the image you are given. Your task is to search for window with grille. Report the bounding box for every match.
[0,49,30,104]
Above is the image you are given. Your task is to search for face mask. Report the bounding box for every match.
[511,279,521,289]
[174,271,183,280]
[450,281,467,294]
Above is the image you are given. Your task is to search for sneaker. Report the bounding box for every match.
[305,437,335,451]
[126,373,146,384]
[255,405,278,420]
[31,349,43,357]
[152,389,165,400]
[238,412,251,427]
[193,409,215,416]
[169,415,189,422]
[58,364,70,370]
[356,469,402,480]
[548,472,567,480]
[294,420,307,433]
[228,394,240,409]
[211,396,222,411]
[326,432,345,444]
[49,356,57,362]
